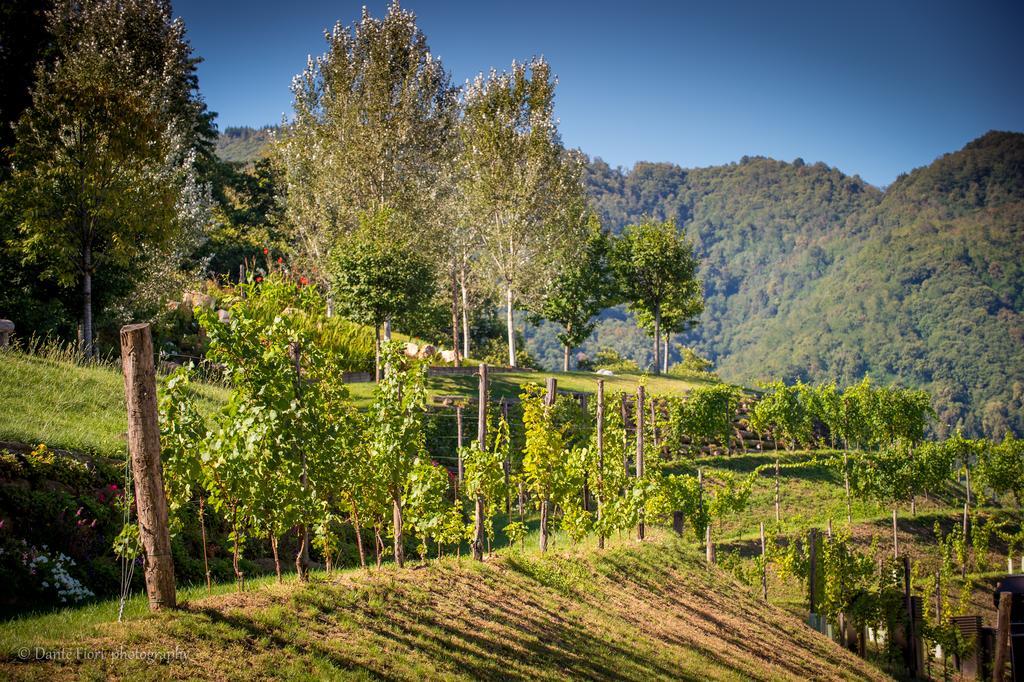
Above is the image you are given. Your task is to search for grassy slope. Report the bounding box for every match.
[0,534,886,681]
[0,351,707,457]
[0,351,228,458]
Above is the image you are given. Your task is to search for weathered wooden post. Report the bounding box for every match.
[843,450,852,523]
[774,458,781,521]
[705,524,715,564]
[540,376,556,552]
[994,591,1012,682]
[620,393,630,474]
[473,364,488,561]
[760,521,768,600]
[120,323,176,610]
[597,379,606,550]
[893,509,900,558]
[502,398,511,516]
[290,341,311,580]
[964,464,972,539]
[636,385,645,541]
[808,528,819,631]
[902,556,918,679]
[456,404,464,490]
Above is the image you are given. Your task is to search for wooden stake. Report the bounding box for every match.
[540,376,556,552]
[456,405,464,489]
[473,364,488,561]
[893,509,899,558]
[636,385,645,541]
[502,398,511,517]
[994,591,1012,682]
[120,323,176,610]
[843,450,852,523]
[597,380,605,550]
[774,458,781,522]
[705,524,715,564]
[760,521,768,600]
[808,529,818,622]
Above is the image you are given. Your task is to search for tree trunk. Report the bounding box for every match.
[350,498,366,570]
[663,333,669,373]
[383,318,392,341]
[374,324,382,382]
[460,263,470,360]
[392,496,405,568]
[271,534,282,583]
[539,497,549,552]
[295,525,310,581]
[505,285,516,367]
[652,306,661,375]
[450,267,461,367]
[563,344,570,372]
[82,243,93,357]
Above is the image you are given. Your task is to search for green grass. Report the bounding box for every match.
[0,534,888,681]
[1,348,709,458]
[0,348,227,458]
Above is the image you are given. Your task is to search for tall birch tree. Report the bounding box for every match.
[276,2,458,281]
[458,58,585,367]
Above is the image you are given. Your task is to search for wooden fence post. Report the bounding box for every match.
[893,509,899,558]
[902,556,918,679]
[290,341,311,580]
[540,376,556,553]
[760,521,768,600]
[502,398,511,517]
[705,524,715,564]
[843,451,852,523]
[621,394,629,474]
[597,379,605,550]
[808,529,819,628]
[636,385,645,541]
[473,364,488,561]
[774,458,781,522]
[456,405,464,488]
[994,591,1012,682]
[120,323,176,610]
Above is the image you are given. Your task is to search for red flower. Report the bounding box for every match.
[256,276,263,283]
[277,257,283,264]
[263,248,269,255]
[299,276,309,286]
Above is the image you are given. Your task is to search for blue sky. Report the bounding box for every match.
[174,0,1023,187]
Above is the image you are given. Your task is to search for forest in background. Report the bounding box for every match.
[215,128,1024,439]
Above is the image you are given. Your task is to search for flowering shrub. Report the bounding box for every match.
[1,540,95,604]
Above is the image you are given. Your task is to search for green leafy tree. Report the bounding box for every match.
[530,216,619,370]
[276,1,457,274]
[8,0,209,355]
[611,218,702,374]
[459,58,586,367]
[329,210,436,379]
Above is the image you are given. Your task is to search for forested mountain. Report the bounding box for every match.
[215,126,276,164]
[216,128,1023,437]
[573,131,1023,438]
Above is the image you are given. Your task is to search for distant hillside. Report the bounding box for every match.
[215,127,1024,437]
[568,131,1024,438]
[215,125,276,163]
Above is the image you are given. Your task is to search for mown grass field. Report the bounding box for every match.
[0,534,887,681]
[0,348,710,458]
